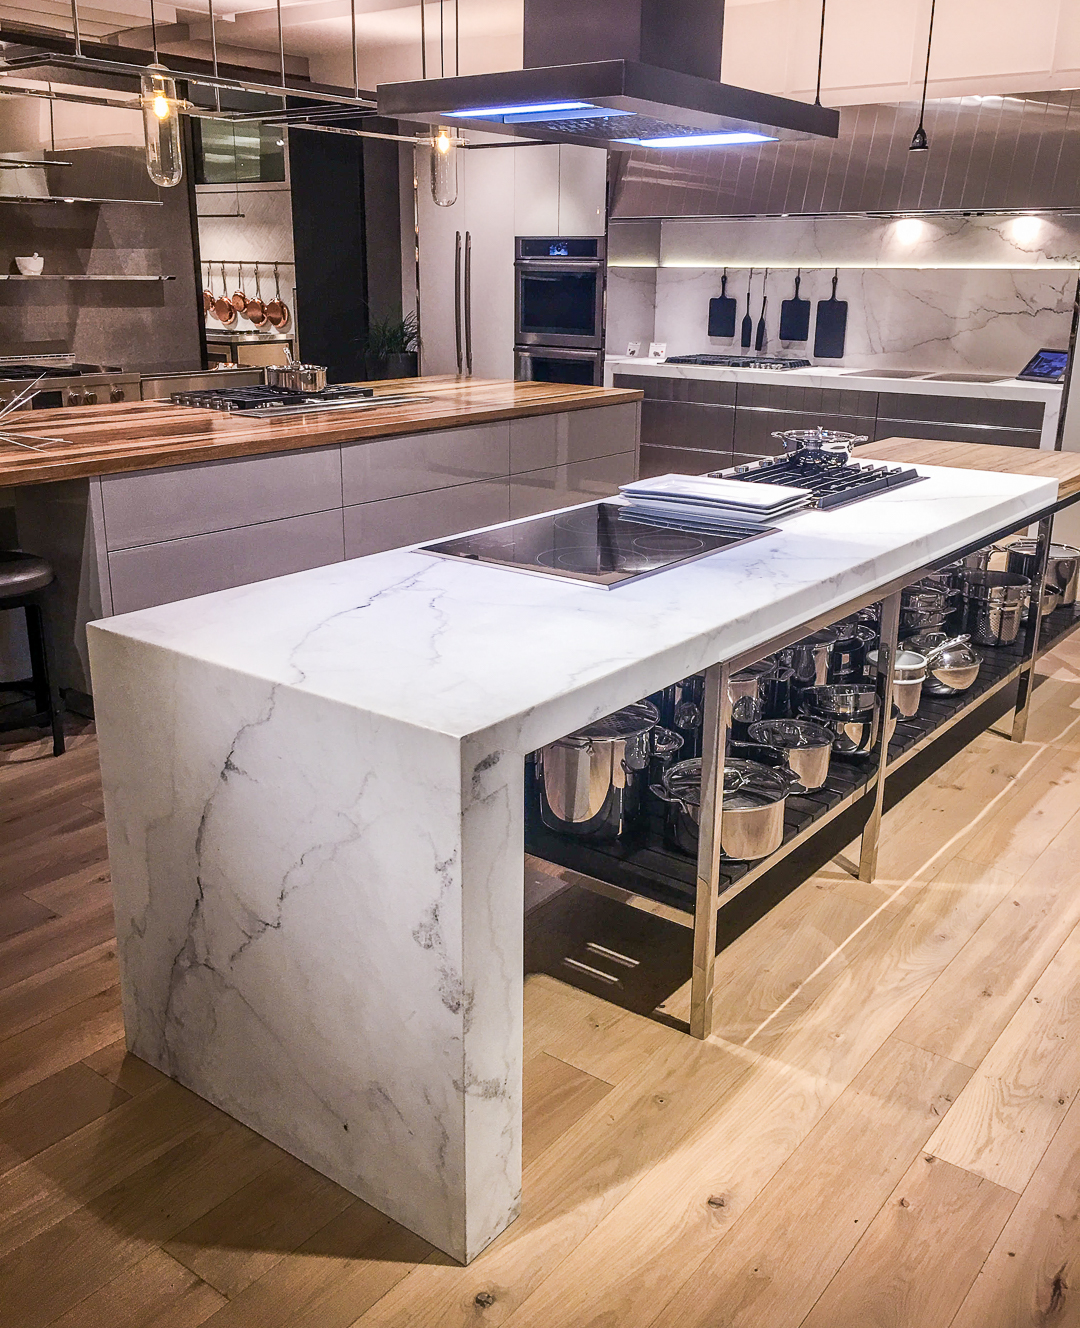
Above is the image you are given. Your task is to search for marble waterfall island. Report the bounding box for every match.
[88,461,1058,1264]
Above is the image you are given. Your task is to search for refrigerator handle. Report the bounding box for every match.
[464,230,473,376]
[454,231,463,375]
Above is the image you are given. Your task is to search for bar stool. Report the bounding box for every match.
[0,550,65,756]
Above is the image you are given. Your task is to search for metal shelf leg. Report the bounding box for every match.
[690,661,731,1039]
[1012,515,1053,743]
[859,590,901,883]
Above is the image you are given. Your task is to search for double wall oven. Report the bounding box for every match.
[514,236,605,386]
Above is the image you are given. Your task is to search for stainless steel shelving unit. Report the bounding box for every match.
[526,501,1080,1038]
[0,275,175,281]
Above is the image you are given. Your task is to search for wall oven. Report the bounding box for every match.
[515,345,604,386]
[514,236,605,350]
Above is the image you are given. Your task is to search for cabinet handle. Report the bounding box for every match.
[454,231,463,375]
[464,230,473,376]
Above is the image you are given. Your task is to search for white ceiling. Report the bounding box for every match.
[4,0,1080,101]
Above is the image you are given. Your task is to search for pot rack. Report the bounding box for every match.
[0,0,477,148]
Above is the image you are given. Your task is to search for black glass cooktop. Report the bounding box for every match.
[421,501,776,588]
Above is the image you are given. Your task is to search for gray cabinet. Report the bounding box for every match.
[343,480,509,558]
[341,423,510,505]
[510,402,640,471]
[108,510,346,615]
[100,446,343,550]
[615,373,734,477]
[873,391,1043,449]
[509,452,635,519]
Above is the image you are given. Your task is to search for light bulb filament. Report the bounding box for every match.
[153,93,171,120]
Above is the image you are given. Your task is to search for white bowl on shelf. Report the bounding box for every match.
[15,253,44,276]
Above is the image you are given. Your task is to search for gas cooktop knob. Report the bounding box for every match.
[110,385,125,402]
[82,389,98,405]
[67,390,81,406]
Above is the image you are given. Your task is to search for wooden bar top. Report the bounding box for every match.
[857,437,1080,501]
[0,376,642,488]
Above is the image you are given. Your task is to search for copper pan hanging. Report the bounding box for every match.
[244,263,268,327]
[214,263,237,327]
[265,263,290,329]
[230,262,249,313]
[202,262,215,316]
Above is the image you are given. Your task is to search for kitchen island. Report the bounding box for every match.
[2,377,640,695]
[87,442,1076,1266]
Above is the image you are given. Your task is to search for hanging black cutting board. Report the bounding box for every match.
[740,270,754,349]
[707,269,737,338]
[813,270,848,359]
[779,269,811,342]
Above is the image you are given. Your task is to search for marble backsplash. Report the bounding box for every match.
[607,266,1078,374]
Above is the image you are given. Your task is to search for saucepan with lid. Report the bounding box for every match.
[865,647,928,718]
[799,684,894,756]
[905,632,981,695]
[771,428,868,461]
[537,701,659,841]
[747,717,833,790]
[1004,541,1080,614]
[651,757,804,861]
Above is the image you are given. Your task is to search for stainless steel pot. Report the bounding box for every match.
[651,757,804,861]
[865,648,928,718]
[748,718,833,790]
[265,363,328,393]
[960,570,1031,646]
[537,701,659,841]
[799,684,883,756]
[1005,540,1080,614]
[728,663,773,737]
[828,623,878,683]
[771,428,868,459]
[779,628,839,687]
[905,632,981,695]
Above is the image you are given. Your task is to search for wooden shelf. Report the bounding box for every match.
[526,601,1080,925]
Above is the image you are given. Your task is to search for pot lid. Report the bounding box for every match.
[748,718,833,749]
[573,699,659,742]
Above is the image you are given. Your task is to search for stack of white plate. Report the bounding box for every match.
[618,474,812,528]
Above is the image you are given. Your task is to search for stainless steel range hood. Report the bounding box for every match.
[376,0,839,150]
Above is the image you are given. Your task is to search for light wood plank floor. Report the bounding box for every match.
[4,636,1080,1328]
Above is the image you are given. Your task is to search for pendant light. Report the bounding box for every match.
[430,126,458,206]
[910,0,936,153]
[140,2,183,186]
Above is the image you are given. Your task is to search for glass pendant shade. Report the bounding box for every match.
[141,64,183,187]
[430,128,458,207]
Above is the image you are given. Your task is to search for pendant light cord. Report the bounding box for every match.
[149,0,158,61]
[420,0,427,78]
[916,0,937,131]
[814,0,826,106]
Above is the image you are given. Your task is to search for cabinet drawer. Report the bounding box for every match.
[511,404,640,471]
[638,445,728,480]
[873,419,1042,449]
[509,452,635,519]
[100,446,342,551]
[107,509,345,615]
[343,480,509,557]
[641,399,734,453]
[876,392,1044,430]
[340,423,510,505]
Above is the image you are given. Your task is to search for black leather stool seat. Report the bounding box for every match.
[0,550,54,601]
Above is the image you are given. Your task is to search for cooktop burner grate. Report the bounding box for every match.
[712,453,926,510]
[663,355,812,370]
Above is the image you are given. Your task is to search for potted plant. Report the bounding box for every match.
[359,309,419,381]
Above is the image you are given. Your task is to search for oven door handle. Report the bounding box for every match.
[454,231,463,375]
[464,230,473,377]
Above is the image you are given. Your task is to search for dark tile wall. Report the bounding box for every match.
[0,147,203,374]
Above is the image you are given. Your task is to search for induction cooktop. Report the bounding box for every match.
[421,501,777,587]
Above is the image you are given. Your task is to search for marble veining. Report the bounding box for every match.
[88,462,1060,1264]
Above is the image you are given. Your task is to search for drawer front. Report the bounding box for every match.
[340,423,510,506]
[100,446,342,551]
[510,403,639,471]
[614,374,737,406]
[734,406,876,457]
[509,452,635,519]
[735,382,877,415]
[343,480,509,558]
[875,392,1044,430]
[638,444,728,480]
[873,418,1043,449]
[107,510,345,615]
[641,399,734,455]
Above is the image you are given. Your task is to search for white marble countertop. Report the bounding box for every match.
[604,356,1063,403]
[92,462,1058,755]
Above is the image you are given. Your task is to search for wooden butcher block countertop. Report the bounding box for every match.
[0,376,643,488]
[858,437,1080,501]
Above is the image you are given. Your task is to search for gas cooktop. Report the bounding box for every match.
[0,362,116,380]
[169,384,435,418]
[663,355,812,370]
[421,501,776,587]
[714,452,926,510]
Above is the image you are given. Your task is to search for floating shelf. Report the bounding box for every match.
[0,275,176,282]
[0,195,163,206]
[526,601,1080,924]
